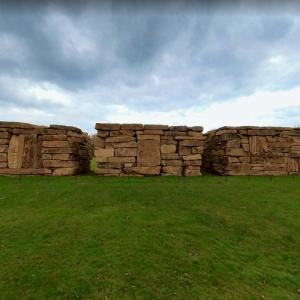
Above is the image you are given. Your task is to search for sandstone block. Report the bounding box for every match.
[183,160,202,166]
[137,135,160,140]
[162,159,182,166]
[0,162,8,168]
[184,166,201,176]
[95,123,120,130]
[43,160,79,168]
[162,166,182,175]
[143,130,164,135]
[52,154,73,160]
[115,147,137,157]
[0,145,8,153]
[0,132,9,139]
[94,137,105,148]
[161,144,176,154]
[110,142,137,148]
[179,146,191,156]
[42,147,73,154]
[106,136,135,143]
[52,168,78,176]
[227,140,241,148]
[169,126,187,131]
[182,154,202,161]
[43,141,69,148]
[43,135,67,141]
[125,166,161,175]
[120,124,144,130]
[137,139,160,166]
[97,130,109,137]
[95,148,114,158]
[0,139,9,145]
[191,146,203,154]
[0,153,7,161]
[187,126,203,132]
[179,140,204,147]
[108,156,136,163]
[187,131,203,138]
[144,125,168,130]
[161,153,180,160]
[226,148,246,156]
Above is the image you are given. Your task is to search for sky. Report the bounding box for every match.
[1,0,300,133]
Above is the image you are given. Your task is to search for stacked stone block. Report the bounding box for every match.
[94,123,205,176]
[0,122,90,175]
[203,126,300,175]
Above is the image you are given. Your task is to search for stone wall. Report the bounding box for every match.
[203,126,300,175]
[0,122,90,175]
[94,123,205,176]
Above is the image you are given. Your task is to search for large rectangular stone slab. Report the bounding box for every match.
[137,139,161,167]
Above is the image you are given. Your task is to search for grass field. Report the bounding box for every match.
[0,175,299,299]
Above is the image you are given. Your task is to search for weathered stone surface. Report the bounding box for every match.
[0,132,9,139]
[43,141,70,148]
[179,140,204,147]
[0,145,8,153]
[162,166,182,175]
[52,168,78,176]
[110,142,137,148]
[137,139,161,167]
[95,123,120,130]
[184,166,201,176]
[137,134,160,140]
[0,153,7,161]
[169,126,187,131]
[108,156,136,163]
[161,159,182,166]
[125,166,161,175]
[188,126,204,132]
[226,148,245,157]
[120,124,144,130]
[182,154,201,161]
[187,131,203,138]
[161,144,176,154]
[0,162,8,168]
[161,153,180,160]
[143,125,168,130]
[115,147,137,157]
[143,129,164,135]
[43,135,67,141]
[106,136,135,143]
[43,160,79,168]
[94,148,114,158]
[0,139,9,145]
[0,168,52,175]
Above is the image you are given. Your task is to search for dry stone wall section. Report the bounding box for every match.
[203,126,300,175]
[0,122,90,175]
[94,123,205,176]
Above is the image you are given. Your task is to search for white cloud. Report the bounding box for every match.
[104,86,300,131]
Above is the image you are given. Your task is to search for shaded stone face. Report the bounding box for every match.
[0,122,90,176]
[137,139,161,167]
[203,126,300,176]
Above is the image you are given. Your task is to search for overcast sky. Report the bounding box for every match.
[1,0,300,132]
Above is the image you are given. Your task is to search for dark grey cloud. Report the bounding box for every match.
[0,0,300,131]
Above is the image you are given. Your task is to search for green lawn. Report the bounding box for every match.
[0,175,299,299]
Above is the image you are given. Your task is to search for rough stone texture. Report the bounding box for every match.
[203,126,300,175]
[0,122,90,176]
[94,123,204,176]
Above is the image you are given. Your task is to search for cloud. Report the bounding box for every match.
[0,1,300,132]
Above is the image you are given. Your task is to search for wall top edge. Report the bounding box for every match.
[0,121,82,133]
[205,126,300,135]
